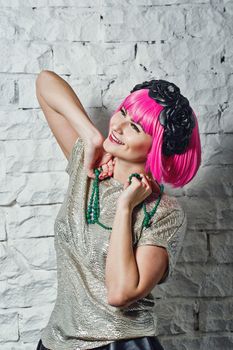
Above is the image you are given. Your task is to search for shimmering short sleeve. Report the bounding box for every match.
[65,137,85,176]
[136,207,187,285]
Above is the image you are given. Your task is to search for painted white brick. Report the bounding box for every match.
[0,1,232,349]
[8,237,57,270]
[4,139,67,173]
[0,270,57,308]
[0,109,52,141]
[0,311,18,342]
[17,77,39,108]
[18,304,55,343]
[199,300,233,332]
[221,102,233,133]
[179,230,208,263]
[16,172,69,206]
[0,173,26,205]
[210,232,233,263]
[0,77,16,106]
[102,5,185,41]
[0,40,53,73]
[186,5,226,38]
[154,299,196,335]
[6,204,60,240]
[53,42,102,75]
[0,208,6,241]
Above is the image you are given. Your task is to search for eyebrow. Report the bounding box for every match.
[123,107,145,132]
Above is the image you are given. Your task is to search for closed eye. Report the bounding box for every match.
[120,108,140,133]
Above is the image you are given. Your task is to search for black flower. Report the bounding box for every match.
[130,79,196,156]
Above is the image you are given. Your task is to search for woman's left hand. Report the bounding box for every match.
[117,174,161,210]
[84,137,115,180]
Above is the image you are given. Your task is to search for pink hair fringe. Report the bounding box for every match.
[111,89,202,188]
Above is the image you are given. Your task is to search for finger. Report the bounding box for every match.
[129,176,141,185]
[100,163,108,170]
[146,178,160,194]
[140,173,149,186]
[107,158,114,165]
[99,163,112,179]
[148,177,160,190]
[100,164,108,174]
[87,170,95,179]
[145,175,153,186]
[130,175,146,189]
[107,160,114,171]
[100,152,113,165]
[85,160,96,179]
[107,167,114,177]
[141,175,152,192]
[151,179,161,193]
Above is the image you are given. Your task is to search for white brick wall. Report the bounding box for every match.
[0,1,233,349]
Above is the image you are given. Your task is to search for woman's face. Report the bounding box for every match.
[103,106,152,163]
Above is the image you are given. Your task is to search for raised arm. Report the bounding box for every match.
[105,202,168,308]
[35,70,103,159]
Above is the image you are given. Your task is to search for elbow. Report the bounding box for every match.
[38,69,54,77]
[107,288,138,308]
[35,70,54,90]
[107,290,127,308]
[36,70,48,91]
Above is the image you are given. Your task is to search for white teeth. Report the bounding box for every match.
[111,133,124,145]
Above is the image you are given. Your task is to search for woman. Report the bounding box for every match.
[35,72,201,350]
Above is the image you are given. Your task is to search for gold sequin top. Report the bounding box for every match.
[41,137,187,350]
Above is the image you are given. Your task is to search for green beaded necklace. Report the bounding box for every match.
[86,168,164,231]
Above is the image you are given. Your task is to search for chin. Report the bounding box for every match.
[102,138,112,153]
[103,136,126,157]
[103,137,108,146]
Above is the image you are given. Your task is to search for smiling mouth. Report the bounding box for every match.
[109,133,125,145]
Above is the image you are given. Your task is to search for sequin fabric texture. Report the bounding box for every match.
[41,137,187,350]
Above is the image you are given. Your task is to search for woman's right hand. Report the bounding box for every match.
[84,135,115,180]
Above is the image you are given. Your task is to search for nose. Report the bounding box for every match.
[115,125,124,134]
[114,117,131,133]
[109,112,131,135]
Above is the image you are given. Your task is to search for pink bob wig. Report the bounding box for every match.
[111,88,202,188]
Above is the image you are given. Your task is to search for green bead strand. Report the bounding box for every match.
[86,168,164,231]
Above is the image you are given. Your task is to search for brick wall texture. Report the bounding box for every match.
[0,0,233,349]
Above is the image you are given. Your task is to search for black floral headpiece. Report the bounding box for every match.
[130,79,196,156]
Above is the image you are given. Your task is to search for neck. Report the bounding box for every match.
[112,157,152,186]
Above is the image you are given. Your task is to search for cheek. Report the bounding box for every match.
[131,139,148,153]
[131,138,152,155]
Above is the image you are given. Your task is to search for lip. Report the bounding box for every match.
[109,133,124,145]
